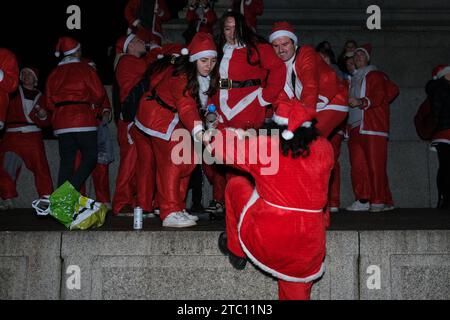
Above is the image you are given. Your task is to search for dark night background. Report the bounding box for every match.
[1,0,133,87]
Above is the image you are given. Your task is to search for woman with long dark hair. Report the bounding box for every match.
[203,11,285,217]
[214,11,285,130]
[205,99,334,300]
[134,32,218,227]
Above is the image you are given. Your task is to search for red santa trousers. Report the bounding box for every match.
[278,280,313,300]
[315,110,348,139]
[0,132,53,199]
[224,176,321,300]
[112,120,137,213]
[131,126,157,212]
[348,127,393,205]
[202,163,226,203]
[150,135,195,220]
[328,132,344,207]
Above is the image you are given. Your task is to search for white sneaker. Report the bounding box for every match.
[329,207,339,213]
[182,209,199,222]
[370,204,395,212]
[345,200,370,212]
[162,211,197,228]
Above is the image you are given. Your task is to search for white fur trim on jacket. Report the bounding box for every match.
[54,126,97,135]
[134,115,180,141]
[192,123,205,142]
[238,189,326,283]
[257,91,271,107]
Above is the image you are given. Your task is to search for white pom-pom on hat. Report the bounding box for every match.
[282,130,294,140]
[181,48,189,56]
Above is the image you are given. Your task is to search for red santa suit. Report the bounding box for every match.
[0,72,53,200]
[113,34,160,214]
[46,62,105,135]
[347,44,399,206]
[215,42,285,130]
[125,0,171,45]
[269,22,348,138]
[46,37,107,190]
[186,3,217,35]
[209,100,334,300]
[0,48,19,130]
[232,0,264,31]
[134,32,215,222]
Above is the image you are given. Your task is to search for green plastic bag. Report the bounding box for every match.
[32,181,107,230]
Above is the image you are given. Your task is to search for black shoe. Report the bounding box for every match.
[188,204,205,214]
[208,201,225,220]
[218,232,247,270]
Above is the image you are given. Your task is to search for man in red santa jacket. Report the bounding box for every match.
[0,67,53,210]
[269,21,349,139]
[124,0,171,46]
[0,48,19,131]
[206,99,334,300]
[113,33,161,215]
[231,0,264,32]
[46,37,107,192]
[346,44,399,212]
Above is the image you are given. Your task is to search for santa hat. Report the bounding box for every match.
[55,37,80,58]
[157,43,184,59]
[19,67,39,83]
[272,99,315,140]
[115,34,137,54]
[269,21,298,45]
[355,43,372,61]
[432,64,450,80]
[184,32,217,62]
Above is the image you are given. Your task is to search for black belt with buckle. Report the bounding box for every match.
[219,78,261,90]
[54,101,91,108]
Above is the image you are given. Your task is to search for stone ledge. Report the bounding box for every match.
[1,230,448,300]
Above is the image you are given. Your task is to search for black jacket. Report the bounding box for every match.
[426,78,450,133]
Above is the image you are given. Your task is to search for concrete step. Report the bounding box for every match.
[0,229,448,299]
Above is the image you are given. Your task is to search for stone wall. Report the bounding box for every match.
[0,230,448,300]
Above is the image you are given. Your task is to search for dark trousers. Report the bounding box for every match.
[436,143,450,208]
[188,164,203,208]
[58,131,98,191]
